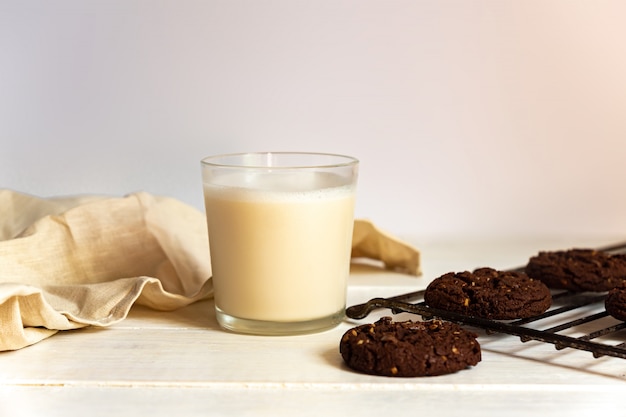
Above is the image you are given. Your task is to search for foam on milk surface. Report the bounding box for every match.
[208,171,354,200]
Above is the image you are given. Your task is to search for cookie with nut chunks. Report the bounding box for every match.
[339,317,481,377]
[525,249,626,292]
[424,267,552,319]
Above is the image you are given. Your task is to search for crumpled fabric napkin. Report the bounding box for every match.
[0,189,420,351]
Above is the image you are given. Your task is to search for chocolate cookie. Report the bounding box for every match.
[339,317,481,377]
[424,267,552,320]
[605,281,626,321]
[525,249,626,292]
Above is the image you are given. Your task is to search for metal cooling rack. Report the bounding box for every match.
[346,241,626,360]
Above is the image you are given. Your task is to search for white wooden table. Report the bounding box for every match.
[2,238,626,416]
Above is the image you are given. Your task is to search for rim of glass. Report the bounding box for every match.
[201,152,359,169]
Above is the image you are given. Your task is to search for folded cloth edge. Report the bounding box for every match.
[352,219,421,276]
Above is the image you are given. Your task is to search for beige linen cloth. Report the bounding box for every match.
[0,189,420,351]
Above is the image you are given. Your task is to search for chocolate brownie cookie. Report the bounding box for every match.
[340,317,481,377]
[424,267,552,319]
[605,281,626,321]
[525,249,626,292]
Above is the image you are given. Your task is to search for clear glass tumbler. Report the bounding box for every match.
[201,152,359,335]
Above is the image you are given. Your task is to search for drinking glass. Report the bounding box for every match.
[201,152,359,335]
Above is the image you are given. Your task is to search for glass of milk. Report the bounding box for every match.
[201,152,359,335]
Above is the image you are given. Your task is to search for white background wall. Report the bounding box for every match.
[2,0,626,241]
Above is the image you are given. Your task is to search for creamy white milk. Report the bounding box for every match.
[204,171,355,323]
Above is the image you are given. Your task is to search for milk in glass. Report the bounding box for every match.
[204,170,356,326]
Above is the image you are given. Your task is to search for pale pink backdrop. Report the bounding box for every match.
[1,0,625,240]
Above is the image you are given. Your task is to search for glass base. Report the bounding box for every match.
[215,307,345,336]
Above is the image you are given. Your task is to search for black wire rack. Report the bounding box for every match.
[346,241,626,360]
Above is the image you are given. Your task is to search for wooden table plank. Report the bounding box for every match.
[2,238,626,416]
